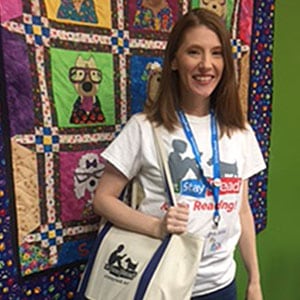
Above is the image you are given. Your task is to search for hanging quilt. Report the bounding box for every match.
[0,0,274,298]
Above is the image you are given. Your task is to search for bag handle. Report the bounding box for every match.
[152,124,177,207]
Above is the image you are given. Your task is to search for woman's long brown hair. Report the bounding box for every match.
[144,8,246,136]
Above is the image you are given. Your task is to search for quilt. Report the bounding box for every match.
[0,0,274,298]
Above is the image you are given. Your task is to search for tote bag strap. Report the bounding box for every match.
[134,124,177,299]
[77,124,178,299]
[152,124,177,207]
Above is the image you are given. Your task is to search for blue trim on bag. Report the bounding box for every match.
[133,167,174,299]
[75,221,112,299]
[132,162,175,298]
[134,235,172,300]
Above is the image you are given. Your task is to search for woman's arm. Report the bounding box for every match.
[238,180,263,300]
[93,162,189,239]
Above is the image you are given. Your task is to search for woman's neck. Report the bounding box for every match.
[180,99,210,117]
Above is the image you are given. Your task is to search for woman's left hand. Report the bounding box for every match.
[245,281,263,300]
[163,203,189,236]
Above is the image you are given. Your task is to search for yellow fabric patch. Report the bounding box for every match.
[11,139,40,245]
[48,230,56,239]
[32,25,42,35]
[44,0,111,28]
[43,135,52,145]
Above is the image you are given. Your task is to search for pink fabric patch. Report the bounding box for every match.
[59,150,104,222]
[81,96,94,112]
[239,0,253,45]
[0,0,23,23]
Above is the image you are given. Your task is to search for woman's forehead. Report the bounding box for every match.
[179,25,221,48]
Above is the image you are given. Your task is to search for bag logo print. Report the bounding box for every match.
[104,244,139,280]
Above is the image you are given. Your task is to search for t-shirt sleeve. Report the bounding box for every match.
[101,115,143,180]
[242,124,267,179]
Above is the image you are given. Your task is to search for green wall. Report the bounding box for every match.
[237,1,300,299]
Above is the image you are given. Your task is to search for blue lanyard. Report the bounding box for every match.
[177,110,221,227]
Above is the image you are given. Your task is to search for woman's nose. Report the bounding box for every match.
[199,54,212,68]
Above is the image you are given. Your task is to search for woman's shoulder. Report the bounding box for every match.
[118,113,153,137]
[228,122,259,143]
[130,112,148,121]
[127,112,151,127]
[243,122,257,137]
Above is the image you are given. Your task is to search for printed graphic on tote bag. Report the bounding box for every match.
[104,244,139,280]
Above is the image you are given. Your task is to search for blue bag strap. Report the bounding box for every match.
[134,235,172,299]
[133,123,177,299]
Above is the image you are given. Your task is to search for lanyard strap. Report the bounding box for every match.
[177,110,221,227]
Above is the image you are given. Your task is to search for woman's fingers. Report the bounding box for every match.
[165,204,189,234]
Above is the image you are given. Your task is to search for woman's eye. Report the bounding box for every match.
[188,49,200,55]
[212,50,223,56]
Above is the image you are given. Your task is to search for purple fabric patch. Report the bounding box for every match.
[1,28,34,137]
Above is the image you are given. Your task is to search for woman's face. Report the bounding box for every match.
[172,25,224,105]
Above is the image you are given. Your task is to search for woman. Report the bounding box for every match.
[93,8,265,300]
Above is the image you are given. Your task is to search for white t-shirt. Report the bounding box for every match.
[101,113,266,296]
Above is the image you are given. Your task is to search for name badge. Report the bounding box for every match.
[203,226,228,257]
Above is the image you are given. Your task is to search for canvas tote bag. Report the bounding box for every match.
[76,124,204,300]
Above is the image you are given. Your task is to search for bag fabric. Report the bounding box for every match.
[77,222,204,300]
